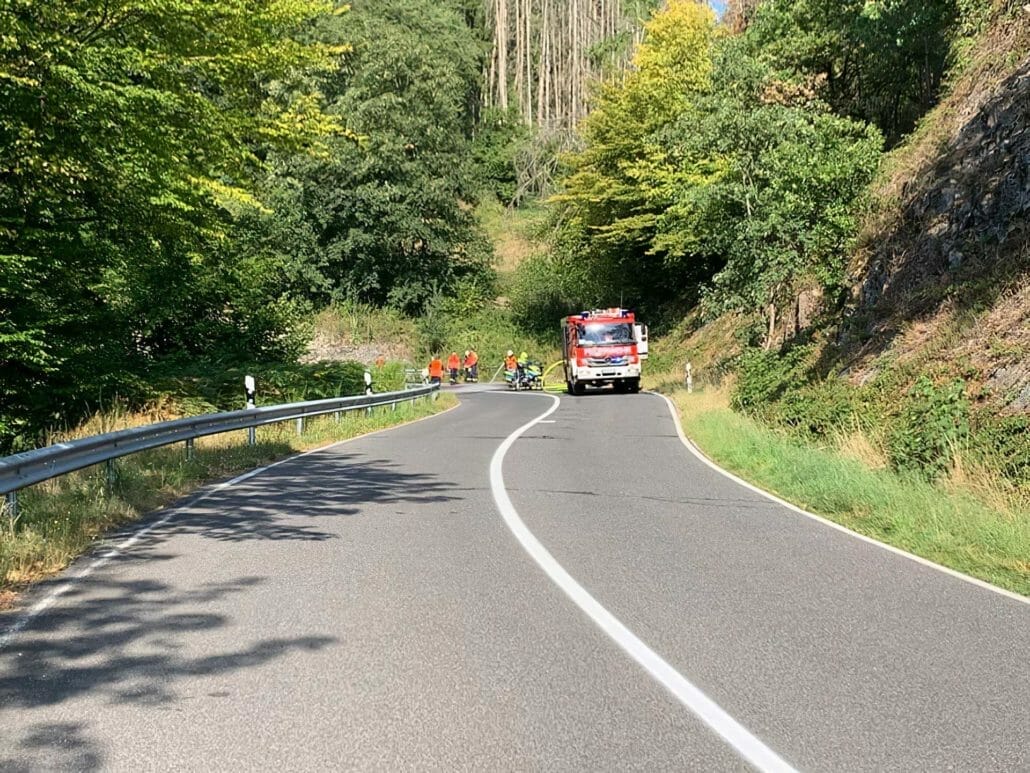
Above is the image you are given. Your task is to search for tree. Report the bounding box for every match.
[745,0,967,146]
[485,0,663,130]
[0,0,338,448]
[550,0,716,315]
[545,0,882,336]
[281,0,493,313]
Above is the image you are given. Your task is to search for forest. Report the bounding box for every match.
[512,0,997,335]
[1,0,1025,479]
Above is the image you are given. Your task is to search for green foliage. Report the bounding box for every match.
[508,242,601,337]
[968,414,1030,486]
[471,108,531,203]
[550,1,882,328]
[0,0,338,450]
[151,359,382,413]
[888,377,971,479]
[730,344,1026,487]
[550,0,716,318]
[280,0,494,314]
[733,346,859,442]
[0,0,496,450]
[746,0,983,146]
[416,300,551,374]
[777,380,858,440]
[732,346,814,415]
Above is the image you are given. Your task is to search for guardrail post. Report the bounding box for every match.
[248,426,256,446]
[185,437,195,461]
[105,459,117,492]
[4,491,17,521]
[296,418,303,436]
[334,411,341,422]
[392,401,397,412]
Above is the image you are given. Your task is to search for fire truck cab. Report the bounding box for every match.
[561,308,648,395]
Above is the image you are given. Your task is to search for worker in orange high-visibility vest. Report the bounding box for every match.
[464,348,479,382]
[447,352,461,385]
[428,355,443,385]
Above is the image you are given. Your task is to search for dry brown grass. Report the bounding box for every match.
[944,451,1030,518]
[834,427,890,470]
[477,198,549,274]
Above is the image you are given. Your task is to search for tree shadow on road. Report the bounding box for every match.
[0,452,465,768]
[124,451,463,547]
[0,575,335,770]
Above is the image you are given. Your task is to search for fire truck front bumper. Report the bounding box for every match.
[575,364,641,382]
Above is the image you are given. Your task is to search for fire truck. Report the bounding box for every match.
[561,308,648,395]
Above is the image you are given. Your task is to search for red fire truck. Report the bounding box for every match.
[561,308,648,395]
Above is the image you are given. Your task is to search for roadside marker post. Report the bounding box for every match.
[245,375,257,446]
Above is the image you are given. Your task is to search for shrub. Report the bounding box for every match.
[508,253,587,337]
[968,413,1030,486]
[778,378,858,440]
[731,345,814,416]
[888,377,970,479]
[152,360,370,413]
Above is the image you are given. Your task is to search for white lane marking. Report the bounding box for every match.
[653,392,1029,606]
[490,393,797,773]
[0,403,463,650]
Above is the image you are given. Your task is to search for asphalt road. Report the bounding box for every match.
[1,388,1027,771]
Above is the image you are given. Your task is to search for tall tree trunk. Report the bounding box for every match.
[496,0,508,110]
[484,0,648,129]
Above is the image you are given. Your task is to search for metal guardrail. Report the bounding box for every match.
[403,368,426,389]
[0,385,439,514]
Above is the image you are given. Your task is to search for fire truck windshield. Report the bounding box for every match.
[577,322,635,346]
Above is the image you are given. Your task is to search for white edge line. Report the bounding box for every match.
[489,392,797,773]
[0,401,462,650]
[652,391,1029,607]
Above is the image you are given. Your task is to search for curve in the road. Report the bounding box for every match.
[489,391,798,773]
[651,392,1028,607]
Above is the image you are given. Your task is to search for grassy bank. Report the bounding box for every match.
[0,394,456,603]
[664,386,1030,597]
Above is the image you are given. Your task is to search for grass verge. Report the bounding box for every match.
[664,386,1030,597]
[0,394,457,604]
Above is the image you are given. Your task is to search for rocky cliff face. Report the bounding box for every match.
[857,61,1028,309]
[842,13,1030,412]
